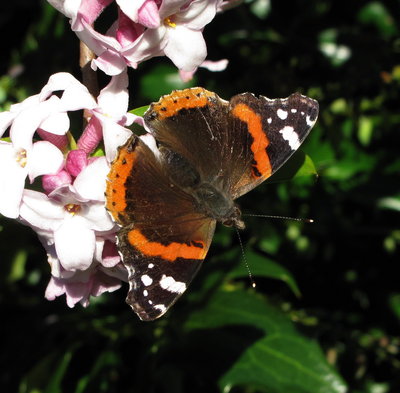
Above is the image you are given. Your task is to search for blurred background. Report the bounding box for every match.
[1,1,400,392]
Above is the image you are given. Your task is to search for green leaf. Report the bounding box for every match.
[250,0,271,19]
[227,250,301,297]
[130,105,149,117]
[268,151,317,183]
[358,2,397,38]
[185,290,347,393]
[67,131,77,151]
[19,349,74,393]
[43,351,73,393]
[92,145,105,157]
[389,294,400,321]
[377,196,400,211]
[220,335,347,393]
[139,63,194,101]
[8,249,27,282]
[358,116,374,146]
[74,350,120,393]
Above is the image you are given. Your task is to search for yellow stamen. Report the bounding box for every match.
[164,17,176,28]
[64,203,81,215]
[15,149,28,168]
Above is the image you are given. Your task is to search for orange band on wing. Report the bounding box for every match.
[106,146,136,222]
[232,103,272,178]
[151,88,216,119]
[128,229,206,261]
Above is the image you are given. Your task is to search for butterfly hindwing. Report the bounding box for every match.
[106,135,216,321]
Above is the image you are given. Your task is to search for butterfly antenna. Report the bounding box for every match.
[243,213,314,223]
[234,226,256,288]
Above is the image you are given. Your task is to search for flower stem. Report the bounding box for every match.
[80,40,99,123]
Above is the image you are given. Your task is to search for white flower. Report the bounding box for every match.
[19,157,115,271]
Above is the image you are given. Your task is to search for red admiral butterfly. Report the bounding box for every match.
[106,88,319,321]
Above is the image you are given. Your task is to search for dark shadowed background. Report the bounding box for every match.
[1,1,400,392]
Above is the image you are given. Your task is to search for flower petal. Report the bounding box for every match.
[115,0,147,22]
[201,58,228,71]
[55,215,96,271]
[100,118,132,162]
[19,189,64,231]
[40,72,97,111]
[10,96,60,151]
[158,0,188,19]
[0,111,16,137]
[0,142,26,218]
[164,26,207,70]
[92,50,128,75]
[90,270,122,296]
[101,240,121,268]
[122,26,166,66]
[28,141,64,182]
[47,0,82,20]
[65,280,92,307]
[74,156,109,201]
[97,70,129,118]
[75,19,122,57]
[81,202,115,231]
[45,276,66,301]
[175,0,219,30]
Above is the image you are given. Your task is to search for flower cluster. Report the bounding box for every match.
[0,72,138,307]
[0,0,232,308]
[48,0,228,77]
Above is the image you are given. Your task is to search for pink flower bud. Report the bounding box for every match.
[37,128,68,151]
[42,170,72,194]
[77,116,103,154]
[66,149,88,177]
[138,0,161,29]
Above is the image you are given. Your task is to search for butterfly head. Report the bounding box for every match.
[220,205,245,230]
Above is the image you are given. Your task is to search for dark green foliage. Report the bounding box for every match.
[1,1,400,392]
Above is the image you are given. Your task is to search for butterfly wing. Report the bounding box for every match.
[144,88,319,201]
[106,135,216,321]
[143,87,231,189]
[227,92,319,198]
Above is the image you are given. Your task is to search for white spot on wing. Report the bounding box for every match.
[159,275,187,294]
[279,126,300,150]
[267,118,272,124]
[154,304,166,313]
[141,275,153,286]
[277,109,288,120]
[143,290,148,297]
[148,263,154,269]
[306,115,316,127]
[291,108,297,113]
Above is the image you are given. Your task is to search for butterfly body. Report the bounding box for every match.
[106,88,318,321]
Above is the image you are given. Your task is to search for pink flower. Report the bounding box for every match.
[0,93,69,218]
[19,157,115,271]
[43,238,127,308]
[0,71,132,219]
[43,71,136,160]
[45,270,123,308]
[179,58,228,82]
[47,0,223,75]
